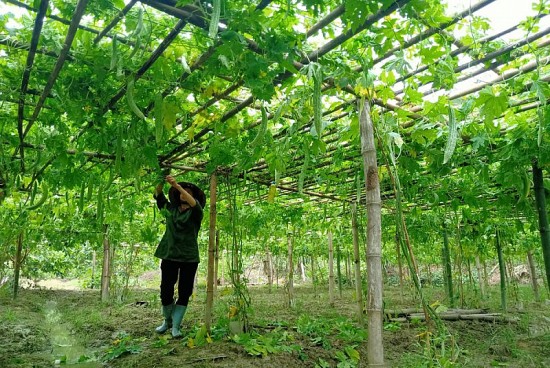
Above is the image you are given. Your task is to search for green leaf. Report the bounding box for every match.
[531,79,550,102]
[476,87,509,126]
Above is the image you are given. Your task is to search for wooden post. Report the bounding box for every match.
[205,172,217,332]
[328,231,335,307]
[13,231,23,299]
[100,224,110,302]
[287,232,294,307]
[527,250,540,302]
[352,203,364,323]
[358,98,385,367]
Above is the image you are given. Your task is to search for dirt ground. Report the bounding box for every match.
[1,281,549,367]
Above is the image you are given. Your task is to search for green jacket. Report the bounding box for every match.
[154,192,204,262]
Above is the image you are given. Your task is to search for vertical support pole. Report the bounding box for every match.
[352,203,364,323]
[287,232,294,307]
[328,231,335,307]
[442,223,454,308]
[205,172,217,332]
[214,230,219,292]
[13,232,23,299]
[100,224,110,302]
[532,161,550,292]
[358,98,385,367]
[496,229,507,311]
[527,250,540,302]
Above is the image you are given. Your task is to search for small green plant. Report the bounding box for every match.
[335,345,360,367]
[335,319,367,343]
[186,324,212,348]
[102,332,143,361]
[384,321,402,331]
[230,328,299,358]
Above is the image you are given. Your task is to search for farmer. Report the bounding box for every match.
[153,175,206,338]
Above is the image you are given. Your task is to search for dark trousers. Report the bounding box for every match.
[160,259,199,306]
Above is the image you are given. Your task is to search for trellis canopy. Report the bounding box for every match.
[1,0,549,205]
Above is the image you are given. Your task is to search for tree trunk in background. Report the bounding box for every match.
[506,259,518,302]
[532,162,550,292]
[100,224,110,302]
[496,229,507,311]
[527,250,540,301]
[475,255,485,298]
[287,233,294,307]
[336,240,343,297]
[311,256,317,296]
[13,231,23,299]
[276,256,279,288]
[352,203,364,323]
[300,258,306,283]
[358,99,384,367]
[442,223,454,308]
[205,172,217,332]
[483,261,489,293]
[328,231,335,307]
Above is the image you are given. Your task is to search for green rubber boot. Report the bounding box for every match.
[155,303,174,334]
[171,304,187,338]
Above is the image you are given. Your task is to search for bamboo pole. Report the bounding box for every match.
[91,250,96,289]
[336,238,343,297]
[442,223,454,308]
[100,224,110,302]
[266,248,273,293]
[328,231,335,307]
[287,232,294,307]
[13,232,23,299]
[396,231,404,300]
[532,161,550,292]
[352,203,364,323]
[205,172,217,332]
[311,255,317,296]
[475,255,485,298]
[496,229,507,311]
[358,99,385,367]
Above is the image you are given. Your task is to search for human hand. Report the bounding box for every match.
[166,175,177,186]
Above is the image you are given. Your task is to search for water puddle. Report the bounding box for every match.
[44,300,101,367]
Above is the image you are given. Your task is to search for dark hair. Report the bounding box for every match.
[168,182,206,208]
